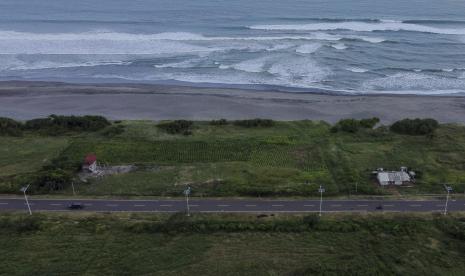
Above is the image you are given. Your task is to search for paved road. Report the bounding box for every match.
[1,197,465,213]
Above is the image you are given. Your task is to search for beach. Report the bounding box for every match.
[1,81,464,123]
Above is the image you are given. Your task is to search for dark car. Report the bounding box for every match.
[68,203,84,210]
[375,205,383,210]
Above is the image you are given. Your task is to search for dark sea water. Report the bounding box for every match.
[1,0,465,94]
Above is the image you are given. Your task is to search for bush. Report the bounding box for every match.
[360,117,380,128]
[233,119,274,128]
[157,120,193,135]
[331,117,380,133]
[101,125,125,137]
[210,119,228,126]
[390,118,439,135]
[31,168,73,192]
[0,117,23,136]
[24,115,110,134]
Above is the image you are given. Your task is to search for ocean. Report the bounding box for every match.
[0,0,465,95]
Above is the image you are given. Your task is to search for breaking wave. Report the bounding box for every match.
[249,22,465,35]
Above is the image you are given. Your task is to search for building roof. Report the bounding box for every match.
[377,171,411,183]
[84,154,97,165]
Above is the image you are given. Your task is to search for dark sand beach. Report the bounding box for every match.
[0,81,464,123]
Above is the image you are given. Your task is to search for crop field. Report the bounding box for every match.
[1,213,465,275]
[2,120,465,197]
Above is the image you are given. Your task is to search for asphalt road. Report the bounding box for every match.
[1,197,465,214]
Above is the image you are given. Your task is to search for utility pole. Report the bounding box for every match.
[20,185,32,215]
[443,184,452,215]
[318,185,325,217]
[184,186,191,217]
[71,181,76,196]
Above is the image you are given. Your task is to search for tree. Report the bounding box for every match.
[390,118,439,135]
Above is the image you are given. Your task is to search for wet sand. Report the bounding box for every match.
[0,81,465,123]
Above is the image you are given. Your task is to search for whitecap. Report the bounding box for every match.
[249,22,465,35]
[347,67,368,73]
[295,43,322,54]
[268,56,329,83]
[331,43,347,50]
[229,56,271,73]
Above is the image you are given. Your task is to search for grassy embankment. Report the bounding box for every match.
[1,119,465,197]
[1,212,465,275]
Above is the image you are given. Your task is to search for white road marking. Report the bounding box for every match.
[0,202,8,205]
[384,204,395,207]
[272,204,284,207]
[357,204,368,207]
[50,203,62,206]
[134,204,146,207]
[106,204,118,207]
[410,204,422,207]
[190,204,199,207]
[304,204,315,207]
[160,204,173,207]
[217,204,230,207]
[245,205,257,207]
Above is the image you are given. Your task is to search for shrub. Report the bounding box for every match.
[31,168,73,192]
[0,117,23,136]
[331,117,380,133]
[24,115,110,133]
[101,125,125,137]
[157,120,193,135]
[390,118,439,135]
[233,119,274,128]
[360,117,380,128]
[210,119,228,126]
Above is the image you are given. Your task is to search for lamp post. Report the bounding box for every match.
[184,186,191,217]
[443,184,452,215]
[71,181,76,196]
[318,185,325,217]
[20,185,32,215]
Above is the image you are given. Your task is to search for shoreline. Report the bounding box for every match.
[1,80,465,123]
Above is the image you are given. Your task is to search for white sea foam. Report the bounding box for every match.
[268,56,329,84]
[331,43,347,50]
[229,57,270,73]
[347,67,368,73]
[250,22,465,35]
[267,43,295,51]
[346,35,385,43]
[295,43,322,54]
[0,55,130,71]
[154,59,200,69]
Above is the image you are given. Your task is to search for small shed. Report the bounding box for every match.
[377,169,412,186]
[83,154,97,173]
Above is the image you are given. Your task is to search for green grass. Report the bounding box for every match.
[1,213,465,275]
[0,136,68,177]
[3,120,465,197]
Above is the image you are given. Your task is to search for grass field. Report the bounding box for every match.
[2,120,465,197]
[1,212,465,275]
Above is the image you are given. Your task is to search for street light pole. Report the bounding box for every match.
[20,185,32,215]
[71,181,76,196]
[184,186,191,217]
[444,184,452,215]
[318,185,325,217]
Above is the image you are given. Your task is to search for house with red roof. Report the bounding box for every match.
[83,154,98,173]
